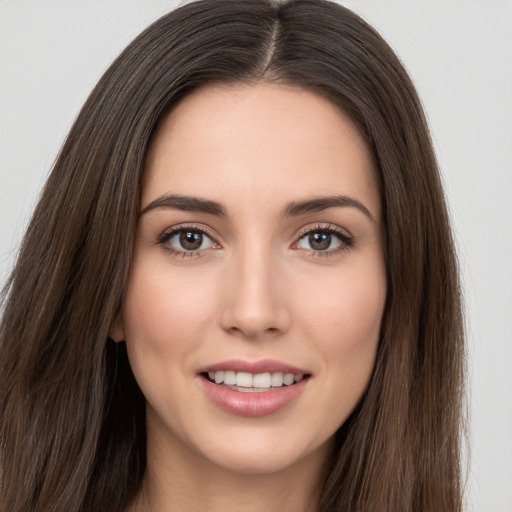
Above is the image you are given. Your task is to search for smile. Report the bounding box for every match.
[197,360,311,417]
[205,370,305,391]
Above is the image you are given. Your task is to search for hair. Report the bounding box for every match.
[0,1,465,511]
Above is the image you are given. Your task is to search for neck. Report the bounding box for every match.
[132,425,332,512]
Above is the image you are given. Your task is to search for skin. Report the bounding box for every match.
[113,83,387,512]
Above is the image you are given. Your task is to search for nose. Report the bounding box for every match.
[219,248,290,340]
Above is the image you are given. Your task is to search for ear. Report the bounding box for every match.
[110,313,126,343]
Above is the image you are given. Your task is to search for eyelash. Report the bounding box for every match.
[294,223,354,257]
[156,224,216,259]
[156,223,354,259]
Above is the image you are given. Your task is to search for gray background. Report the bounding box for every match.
[1,1,511,510]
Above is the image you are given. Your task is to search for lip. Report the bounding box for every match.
[198,374,309,417]
[197,358,309,375]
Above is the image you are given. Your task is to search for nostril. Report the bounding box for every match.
[218,283,291,339]
[225,324,282,340]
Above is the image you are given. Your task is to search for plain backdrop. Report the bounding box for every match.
[0,1,511,511]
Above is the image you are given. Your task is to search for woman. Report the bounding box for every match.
[0,1,465,511]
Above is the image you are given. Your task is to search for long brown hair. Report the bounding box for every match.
[0,1,465,510]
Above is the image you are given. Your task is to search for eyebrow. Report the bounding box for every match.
[141,193,375,222]
[282,195,376,222]
[141,194,227,216]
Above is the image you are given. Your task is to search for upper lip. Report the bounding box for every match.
[197,358,310,375]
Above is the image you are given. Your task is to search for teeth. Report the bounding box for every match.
[252,373,271,388]
[271,372,284,387]
[236,372,253,388]
[206,370,305,388]
[224,371,236,385]
[283,373,295,386]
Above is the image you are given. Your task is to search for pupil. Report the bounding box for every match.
[180,231,202,250]
[309,232,331,251]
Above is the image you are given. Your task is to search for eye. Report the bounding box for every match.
[158,226,219,256]
[295,225,353,255]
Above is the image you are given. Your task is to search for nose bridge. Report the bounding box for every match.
[220,238,288,339]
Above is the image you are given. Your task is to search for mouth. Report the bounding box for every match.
[201,370,311,393]
[197,360,311,416]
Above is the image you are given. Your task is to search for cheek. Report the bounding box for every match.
[121,259,219,375]
[297,262,386,371]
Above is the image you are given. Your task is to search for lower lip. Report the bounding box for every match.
[198,375,309,417]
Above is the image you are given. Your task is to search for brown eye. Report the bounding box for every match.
[296,227,353,254]
[180,231,203,250]
[309,232,331,251]
[161,228,217,254]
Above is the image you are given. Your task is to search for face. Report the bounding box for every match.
[113,83,386,476]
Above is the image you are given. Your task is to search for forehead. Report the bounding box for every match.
[143,83,380,219]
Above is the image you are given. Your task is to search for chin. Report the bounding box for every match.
[209,449,299,475]
[191,427,333,476]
